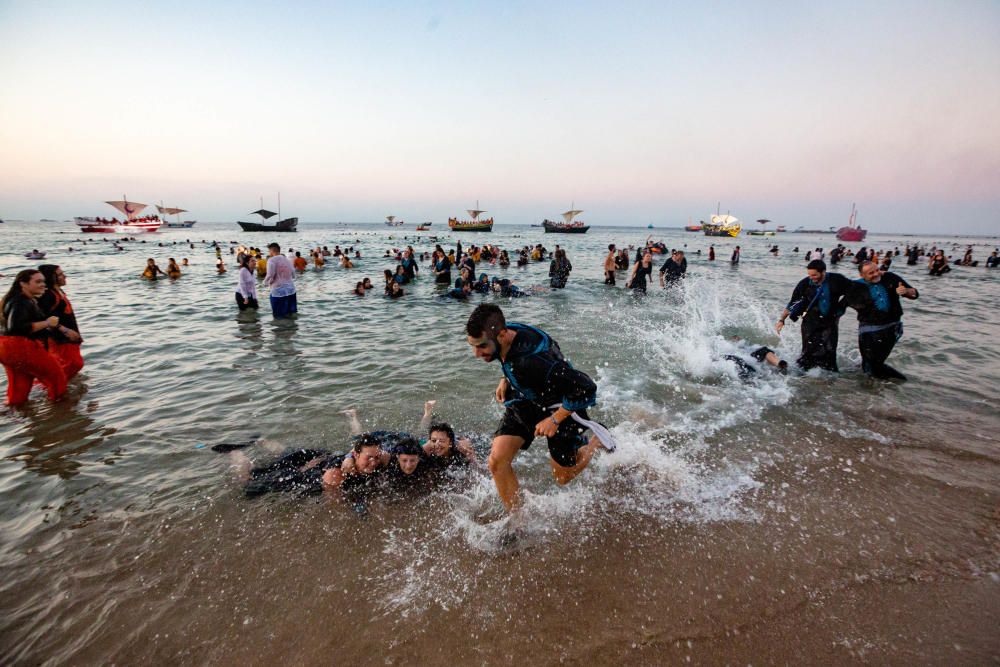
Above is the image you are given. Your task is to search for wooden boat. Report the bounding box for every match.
[542,206,589,233]
[449,202,493,232]
[157,203,197,228]
[237,195,297,232]
[836,203,867,241]
[75,197,162,233]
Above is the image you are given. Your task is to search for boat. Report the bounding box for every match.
[75,197,163,233]
[157,203,197,228]
[836,203,867,242]
[647,224,654,229]
[794,226,836,234]
[237,195,297,232]
[24,250,46,259]
[415,222,433,231]
[747,218,775,236]
[448,202,493,232]
[542,206,589,233]
[40,219,57,222]
[685,225,702,232]
[776,225,787,232]
[703,215,741,237]
[384,215,404,227]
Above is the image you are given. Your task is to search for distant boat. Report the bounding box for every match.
[703,203,741,237]
[237,194,297,232]
[416,222,433,231]
[384,215,404,227]
[76,197,163,233]
[684,216,701,231]
[836,203,867,242]
[647,224,654,229]
[776,225,787,232]
[542,205,590,233]
[157,203,197,228]
[794,226,837,234]
[449,201,493,232]
[747,218,775,236]
[40,219,57,222]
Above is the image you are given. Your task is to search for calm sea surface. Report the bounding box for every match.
[1,220,999,664]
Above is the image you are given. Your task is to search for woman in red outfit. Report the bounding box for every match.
[0,269,68,406]
[38,264,84,380]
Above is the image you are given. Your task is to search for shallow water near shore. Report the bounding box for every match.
[2,221,999,664]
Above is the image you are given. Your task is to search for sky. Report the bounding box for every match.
[1,0,999,233]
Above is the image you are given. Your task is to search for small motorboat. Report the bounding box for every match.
[25,250,47,259]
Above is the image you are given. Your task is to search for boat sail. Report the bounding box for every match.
[385,215,404,227]
[836,203,867,241]
[702,213,741,237]
[448,201,494,232]
[75,196,162,232]
[542,205,590,233]
[157,203,197,228]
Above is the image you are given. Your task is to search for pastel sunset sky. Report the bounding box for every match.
[1,1,998,233]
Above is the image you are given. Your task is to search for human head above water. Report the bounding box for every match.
[4,269,45,303]
[37,264,64,289]
[466,304,507,362]
[806,259,827,282]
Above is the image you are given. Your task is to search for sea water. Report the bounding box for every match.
[1,221,998,663]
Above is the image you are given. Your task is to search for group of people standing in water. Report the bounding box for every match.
[0,265,84,406]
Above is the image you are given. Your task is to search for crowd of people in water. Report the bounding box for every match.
[3,229,998,521]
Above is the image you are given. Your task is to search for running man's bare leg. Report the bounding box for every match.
[488,435,525,512]
[341,408,363,436]
[549,434,600,486]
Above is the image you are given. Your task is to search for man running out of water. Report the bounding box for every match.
[848,260,919,381]
[776,259,853,372]
[466,304,611,513]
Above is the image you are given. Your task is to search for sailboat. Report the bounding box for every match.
[75,197,162,233]
[157,203,197,228]
[542,204,589,233]
[702,203,741,237]
[237,195,298,232]
[384,215,404,227]
[836,203,867,241]
[448,201,493,232]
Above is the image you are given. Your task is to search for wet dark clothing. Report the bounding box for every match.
[1,294,48,341]
[724,346,775,381]
[243,448,344,498]
[731,249,740,264]
[786,273,852,371]
[549,258,572,288]
[434,257,452,284]
[848,272,917,380]
[659,257,686,285]
[628,264,654,292]
[400,257,419,280]
[496,323,598,467]
[928,257,950,276]
[38,289,80,342]
[907,248,920,265]
[987,255,999,268]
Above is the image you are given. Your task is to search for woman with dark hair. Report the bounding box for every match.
[37,264,84,380]
[549,248,572,289]
[235,255,259,310]
[0,269,68,406]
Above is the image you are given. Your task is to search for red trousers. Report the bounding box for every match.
[0,337,67,406]
[48,340,85,380]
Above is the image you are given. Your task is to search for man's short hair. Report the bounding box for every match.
[807,259,827,272]
[858,260,877,274]
[268,242,281,252]
[393,437,423,457]
[467,304,506,338]
[608,244,616,251]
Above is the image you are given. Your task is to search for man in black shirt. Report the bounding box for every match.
[466,304,610,513]
[776,260,853,371]
[658,250,687,287]
[847,261,919,380]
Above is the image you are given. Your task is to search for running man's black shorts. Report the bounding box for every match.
[495,402,590,467]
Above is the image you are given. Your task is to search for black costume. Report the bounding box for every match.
[497,323,598,467]
[658,257,686,285]
[847,272,917,380]
[785,273,852,371]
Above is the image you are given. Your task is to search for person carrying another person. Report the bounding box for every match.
[465,304,614,514]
